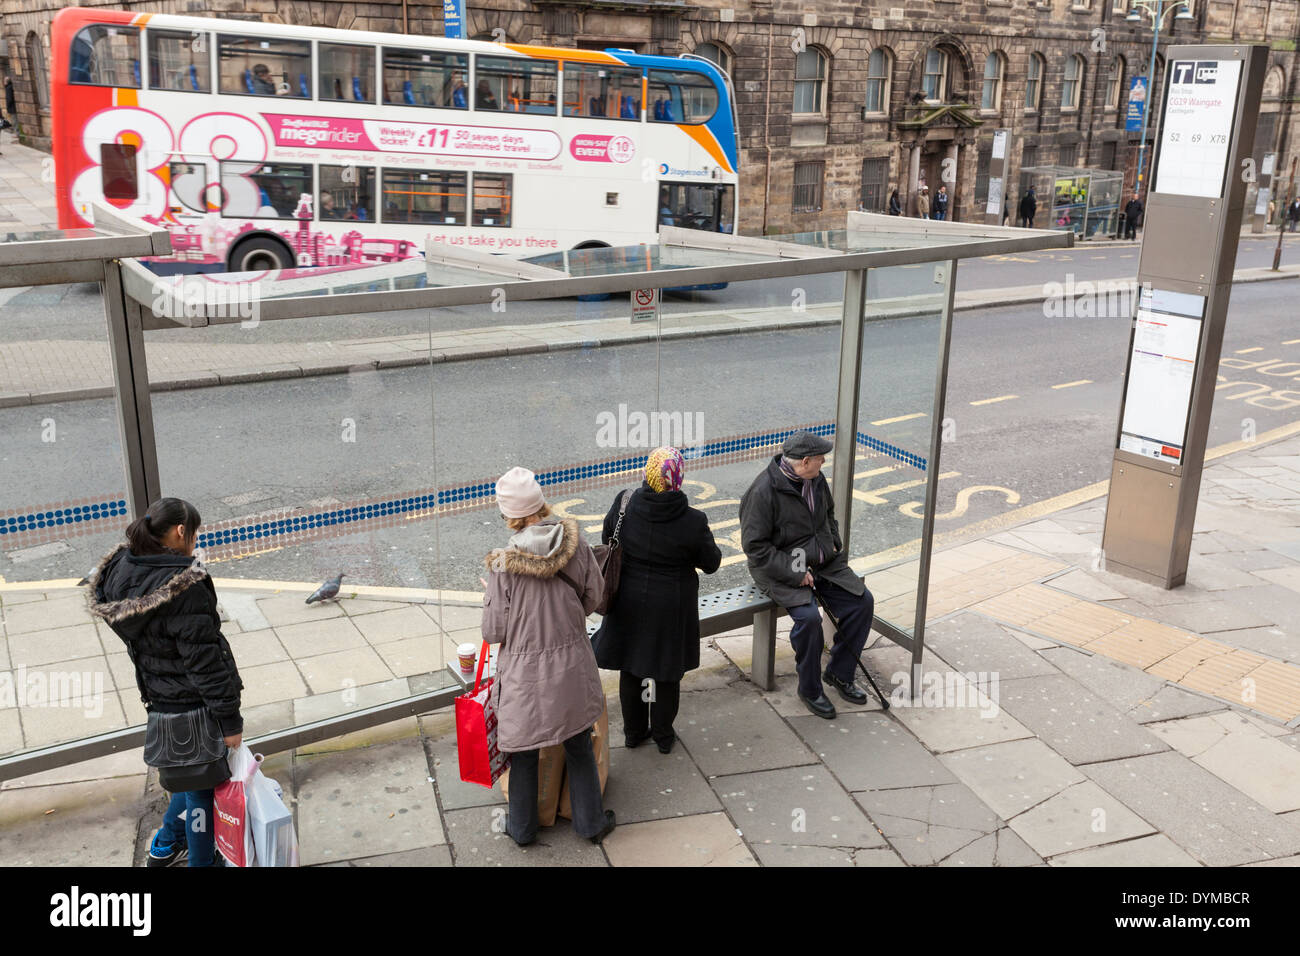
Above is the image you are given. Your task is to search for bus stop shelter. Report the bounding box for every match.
[0,208,1070,780]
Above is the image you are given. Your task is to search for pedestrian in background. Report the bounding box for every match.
[933,184,950,221]
[88,497,243,867]
[1124,192,1144,241]
[482,467,615,846]
[1018,186,1037,228]
[916,186,930,219]
[592,447,721,754]
[1289,198,1299,233]
[888,186,901,216]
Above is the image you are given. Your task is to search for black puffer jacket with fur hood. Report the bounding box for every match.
[87,544,244,736]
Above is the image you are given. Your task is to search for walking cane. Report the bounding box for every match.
[811,584,890,710]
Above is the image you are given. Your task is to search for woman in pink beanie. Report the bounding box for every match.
[481,466,615,845]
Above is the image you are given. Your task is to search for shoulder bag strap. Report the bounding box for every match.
[610,488,632,547]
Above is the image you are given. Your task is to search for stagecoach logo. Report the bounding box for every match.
[658,162,708,177]
[569,133,635,163]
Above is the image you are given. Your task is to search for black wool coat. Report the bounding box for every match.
[591,483,721,682]
[88,544,244,736]
[739,455,865,609]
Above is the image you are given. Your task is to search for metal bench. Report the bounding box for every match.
[582,584,784,690]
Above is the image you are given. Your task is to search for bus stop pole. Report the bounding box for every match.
[1273,156,1297,271]
[102,259,162,519]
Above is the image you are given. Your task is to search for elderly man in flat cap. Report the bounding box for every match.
[739,430,875,718]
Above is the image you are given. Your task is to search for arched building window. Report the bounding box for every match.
[981,52,1004,111]
[27,31,49,111]
[794,47,828,114]
[922,47,949,102]
[1106,55,1125,110]
[694,41,731,76]
[864,47,892,114]
[1061,53,1084,110]
[1025,53,1044,111]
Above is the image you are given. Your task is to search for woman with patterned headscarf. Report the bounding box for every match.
[591,447,721,753]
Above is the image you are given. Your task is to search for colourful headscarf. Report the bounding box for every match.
[645,446,685,493]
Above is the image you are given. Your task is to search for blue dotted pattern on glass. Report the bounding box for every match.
[0,500,129,535]
[193,422,922,550]
[856,431,927,472]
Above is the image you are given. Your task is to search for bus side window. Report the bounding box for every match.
[382,48,467,109]
[320,43,374,103]
[319,165,375,222]
[218,35,312,97]
[647,69,718,125]
[101,144,138,201]
[563,63,640,121]
[148,30,211,92]
[70,25,141,88]
[476,56,557,117]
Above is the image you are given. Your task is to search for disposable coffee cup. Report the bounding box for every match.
[458,643,477,674]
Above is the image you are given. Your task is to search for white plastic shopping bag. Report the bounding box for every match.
[215,744,299,867]
[248,761,299,867]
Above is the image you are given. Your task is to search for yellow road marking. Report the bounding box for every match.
[970,394,1018,406]
[872,412,926,426]
[898,484,1021,519]
[855,471,960,505]
[1284,338,1300,345]
[1052,380,1092,390]
[848,418,1300,574]
[855,465,899,480]
[1236,347,1264,354]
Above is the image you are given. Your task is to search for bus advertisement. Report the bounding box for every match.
[51,8,740,275]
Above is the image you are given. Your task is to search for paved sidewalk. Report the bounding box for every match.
[2,428,1299,866]
[0,140,58,233]
[2,264,1298,408]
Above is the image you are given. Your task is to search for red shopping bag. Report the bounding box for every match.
[456,641,511,787]
[214,745,258,867]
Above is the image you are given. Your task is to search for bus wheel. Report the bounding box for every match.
[229,236,293,273]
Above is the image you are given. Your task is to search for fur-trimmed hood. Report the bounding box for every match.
[86,543,209,625]
[483,518,580,579]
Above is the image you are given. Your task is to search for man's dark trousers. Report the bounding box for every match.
[785,577,874,699]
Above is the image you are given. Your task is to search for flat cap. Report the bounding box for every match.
[782,430,833,459]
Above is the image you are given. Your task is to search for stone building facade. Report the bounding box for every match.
[2,0,1297,234]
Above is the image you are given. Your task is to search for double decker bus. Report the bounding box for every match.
[52,8,739,273]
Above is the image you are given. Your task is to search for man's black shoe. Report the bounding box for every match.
[799,692,837,719]
[823,669,868,705]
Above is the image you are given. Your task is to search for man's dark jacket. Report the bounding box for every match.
[739,455,865,608]
[88,544,244,735]
[1018,192,1037,221]
[1124,197,1144,226]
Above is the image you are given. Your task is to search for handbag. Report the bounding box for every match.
[590,489,632,615]
[143,707,227,769]
[456,640,511,787]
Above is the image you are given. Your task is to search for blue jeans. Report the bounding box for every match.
[153,790,216,866]
[933,209,947,221]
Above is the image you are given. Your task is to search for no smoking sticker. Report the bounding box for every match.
[631,288,659,323]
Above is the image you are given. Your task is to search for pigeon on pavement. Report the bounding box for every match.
[306,573,345,604]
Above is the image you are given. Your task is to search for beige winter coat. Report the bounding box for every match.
[916,192,931,217]
[481,518,606,752]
